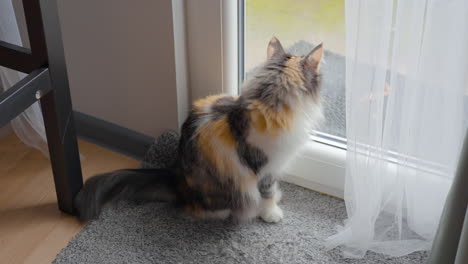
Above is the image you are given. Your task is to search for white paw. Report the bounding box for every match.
[260,205,284,223]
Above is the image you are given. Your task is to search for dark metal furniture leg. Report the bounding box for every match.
[39,0,83,214]
[40,92,83,214]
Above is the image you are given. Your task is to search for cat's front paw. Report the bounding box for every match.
[260,205,284,223]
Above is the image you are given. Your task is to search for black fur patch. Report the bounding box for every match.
[178,111,201,168]
[237,143,268,174]
[227,101,250,140]
[225,101,269,174]
[212,96,236,113]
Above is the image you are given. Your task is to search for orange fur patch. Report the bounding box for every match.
[238,172,258,193]
[185,202,204,216]
[199,116,236,147]
[193,94,226,113]
[197,116,236,175]
[249,100,293,137]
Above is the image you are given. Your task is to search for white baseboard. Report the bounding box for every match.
[282,140,346,199]
[283,173,344,199]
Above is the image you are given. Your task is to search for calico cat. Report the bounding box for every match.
[75,37,324,223]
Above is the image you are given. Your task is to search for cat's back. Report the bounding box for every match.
[184,94,242,136]
[178,94,246,169]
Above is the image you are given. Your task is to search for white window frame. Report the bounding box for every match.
[182,0,346,198]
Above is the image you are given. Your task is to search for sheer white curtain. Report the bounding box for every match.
[0,0,48,155]
[327,0,468,258]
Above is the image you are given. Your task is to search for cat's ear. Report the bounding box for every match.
[267,36,286,60]
[304,43,324,72]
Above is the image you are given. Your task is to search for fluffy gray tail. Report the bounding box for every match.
[74,168,178,222]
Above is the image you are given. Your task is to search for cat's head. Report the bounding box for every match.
[242,37,323,108]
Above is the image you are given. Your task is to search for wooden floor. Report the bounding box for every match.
[0,133,139,264]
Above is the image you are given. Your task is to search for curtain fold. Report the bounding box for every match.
[427,130,468,264]
[327,0,468,258]
[0,0,48,156]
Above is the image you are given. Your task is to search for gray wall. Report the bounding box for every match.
[11,0,188,138]
[57,0,185,137]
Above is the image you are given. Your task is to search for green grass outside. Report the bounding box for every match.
[245,0,345,70]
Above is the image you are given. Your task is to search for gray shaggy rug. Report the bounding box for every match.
[53,132,428,263]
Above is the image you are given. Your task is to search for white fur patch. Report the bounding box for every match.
[260,202,284,223]
[247,100,323,181]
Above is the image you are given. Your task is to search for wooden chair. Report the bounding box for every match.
[0,0,83,214]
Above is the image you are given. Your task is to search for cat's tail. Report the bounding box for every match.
[74,168,178,222]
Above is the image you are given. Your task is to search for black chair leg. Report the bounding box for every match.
[39,0,83,214]
[40,92,83,214]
